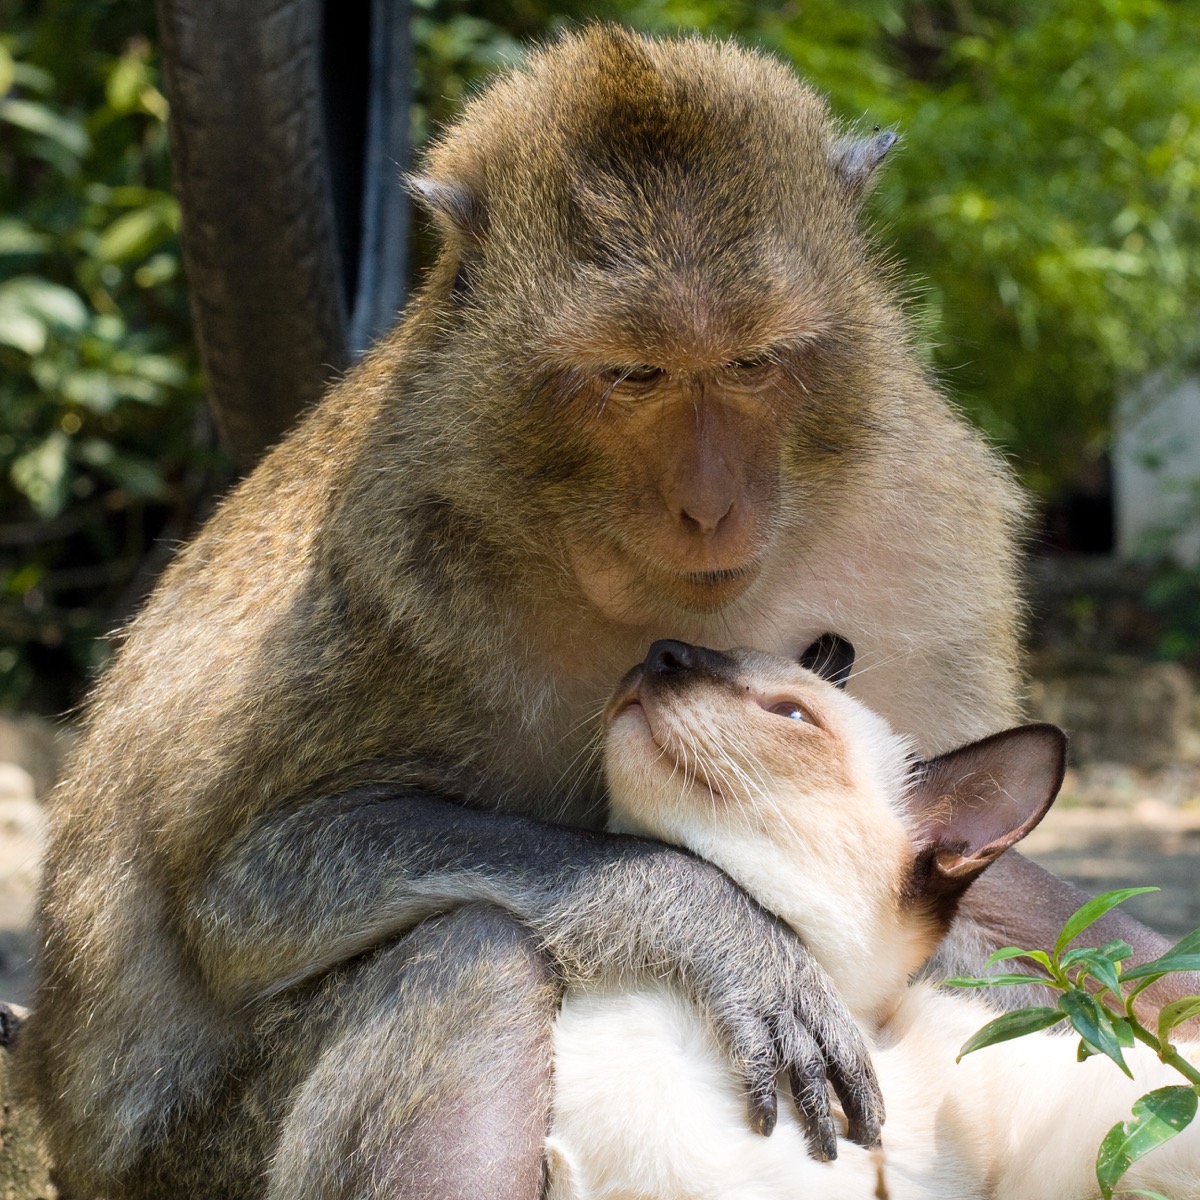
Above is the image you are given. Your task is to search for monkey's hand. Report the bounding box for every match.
[540,841,884,1160]
[189,788,881,1159]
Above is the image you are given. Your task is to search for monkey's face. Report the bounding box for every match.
[412,27,897,622]
[555,359,791,616]
[519,258,873,623]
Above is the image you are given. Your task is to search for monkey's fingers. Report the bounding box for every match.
[726,1020,785,1137]
[825,1050,884,1151]
[787,1060,837,1162]
[731,1015,840,1155]
[748,1085,777,1137]
[780,963,884,1152]
[719,1012,810,1141]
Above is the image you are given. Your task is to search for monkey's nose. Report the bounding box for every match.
[645,640,698,676]
[677,499,735,539]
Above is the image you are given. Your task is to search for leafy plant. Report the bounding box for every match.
[948,888,1200,1199]
[1,3,217,712]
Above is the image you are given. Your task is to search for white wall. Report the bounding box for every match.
[1114,375,1200,564]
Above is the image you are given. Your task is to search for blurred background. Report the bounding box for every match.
[1,0,1200,970]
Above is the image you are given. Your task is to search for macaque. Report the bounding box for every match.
[19,25,1183,1200]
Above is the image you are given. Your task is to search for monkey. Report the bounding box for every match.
[19,25,1194,1200]
[545,638,1200,1200]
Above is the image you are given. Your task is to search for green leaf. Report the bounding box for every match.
[1055,889,1160,959]
[0,300,46,354]
[956,1006,1065,1061]
[944,973,1049,989]
[1169,929,1200,957]
[1096,1087,1198,1200]
[95,204,177,265]
[105,52,152,114]
[984,946,1033,965]
[10,431,71,518]
[129,354,187,388]
[0,43,14,97]
[1123,926,1200,984]
[0,97,90,158]
[1065,948,1125,1002]
[981,946,1054,973]
[1157,996,1200,1044]
[9,62,52,96]
[1126,954,1200,981]
[1123,931,1200,982]
[0,218,53,256]
[77,441,165,498]
[1099,940,1136,963]
[0,276,88,331]
[100,452,164,499]
[1062,940,1134,970]
[1059,989,1131,1077]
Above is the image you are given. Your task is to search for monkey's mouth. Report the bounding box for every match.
[684,567,753,587]
[665,563,760,611]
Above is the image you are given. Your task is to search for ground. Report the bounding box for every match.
[1023,761,1200,939]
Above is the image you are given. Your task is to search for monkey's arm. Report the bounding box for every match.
[186,784,882,1157]
[961,849,1200,1014]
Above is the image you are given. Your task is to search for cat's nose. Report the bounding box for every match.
[645,640,699,676]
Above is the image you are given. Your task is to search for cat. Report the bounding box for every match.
[546,637,1200,1199]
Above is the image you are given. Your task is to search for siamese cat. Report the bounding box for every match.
[546,638,1200,1199]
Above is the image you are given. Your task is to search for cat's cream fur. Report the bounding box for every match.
[546,644,1200,1199]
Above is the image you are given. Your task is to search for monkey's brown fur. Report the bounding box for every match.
[22,27,1040,1198]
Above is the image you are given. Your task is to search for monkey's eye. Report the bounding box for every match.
[767,701,812,722]
[606,364,664,385]
[728,351,773,372]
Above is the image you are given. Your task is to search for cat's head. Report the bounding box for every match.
[603,637,1065,1021]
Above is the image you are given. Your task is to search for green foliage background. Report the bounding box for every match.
[3,0,1200,711]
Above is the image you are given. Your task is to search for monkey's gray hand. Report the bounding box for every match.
[541,839,884,1160]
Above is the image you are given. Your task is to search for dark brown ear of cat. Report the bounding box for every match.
[908,724,1067,897]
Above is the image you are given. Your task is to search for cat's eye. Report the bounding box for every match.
[768,701,811,722]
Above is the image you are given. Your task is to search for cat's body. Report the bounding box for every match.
[546,640,1200,1199]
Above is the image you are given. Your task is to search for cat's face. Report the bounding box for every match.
[602,640,912,861]
[602,638,1066,1020]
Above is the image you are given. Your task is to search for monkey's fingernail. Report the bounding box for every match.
[813,1120,838,1162]
[751,1091,778,1136]
[847,1114,882,1149]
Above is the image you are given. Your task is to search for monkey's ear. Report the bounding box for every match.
[907,725,1066,893]
[407,176,488,241]
[797,634,855,689]
[832,130,899,200]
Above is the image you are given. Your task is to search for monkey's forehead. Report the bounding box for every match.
[424,27,843,225]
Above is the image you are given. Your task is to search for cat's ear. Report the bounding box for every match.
[797,634,855,689]
[907,725,1066,896]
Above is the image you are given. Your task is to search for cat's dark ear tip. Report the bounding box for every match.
[798,634,855,689]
